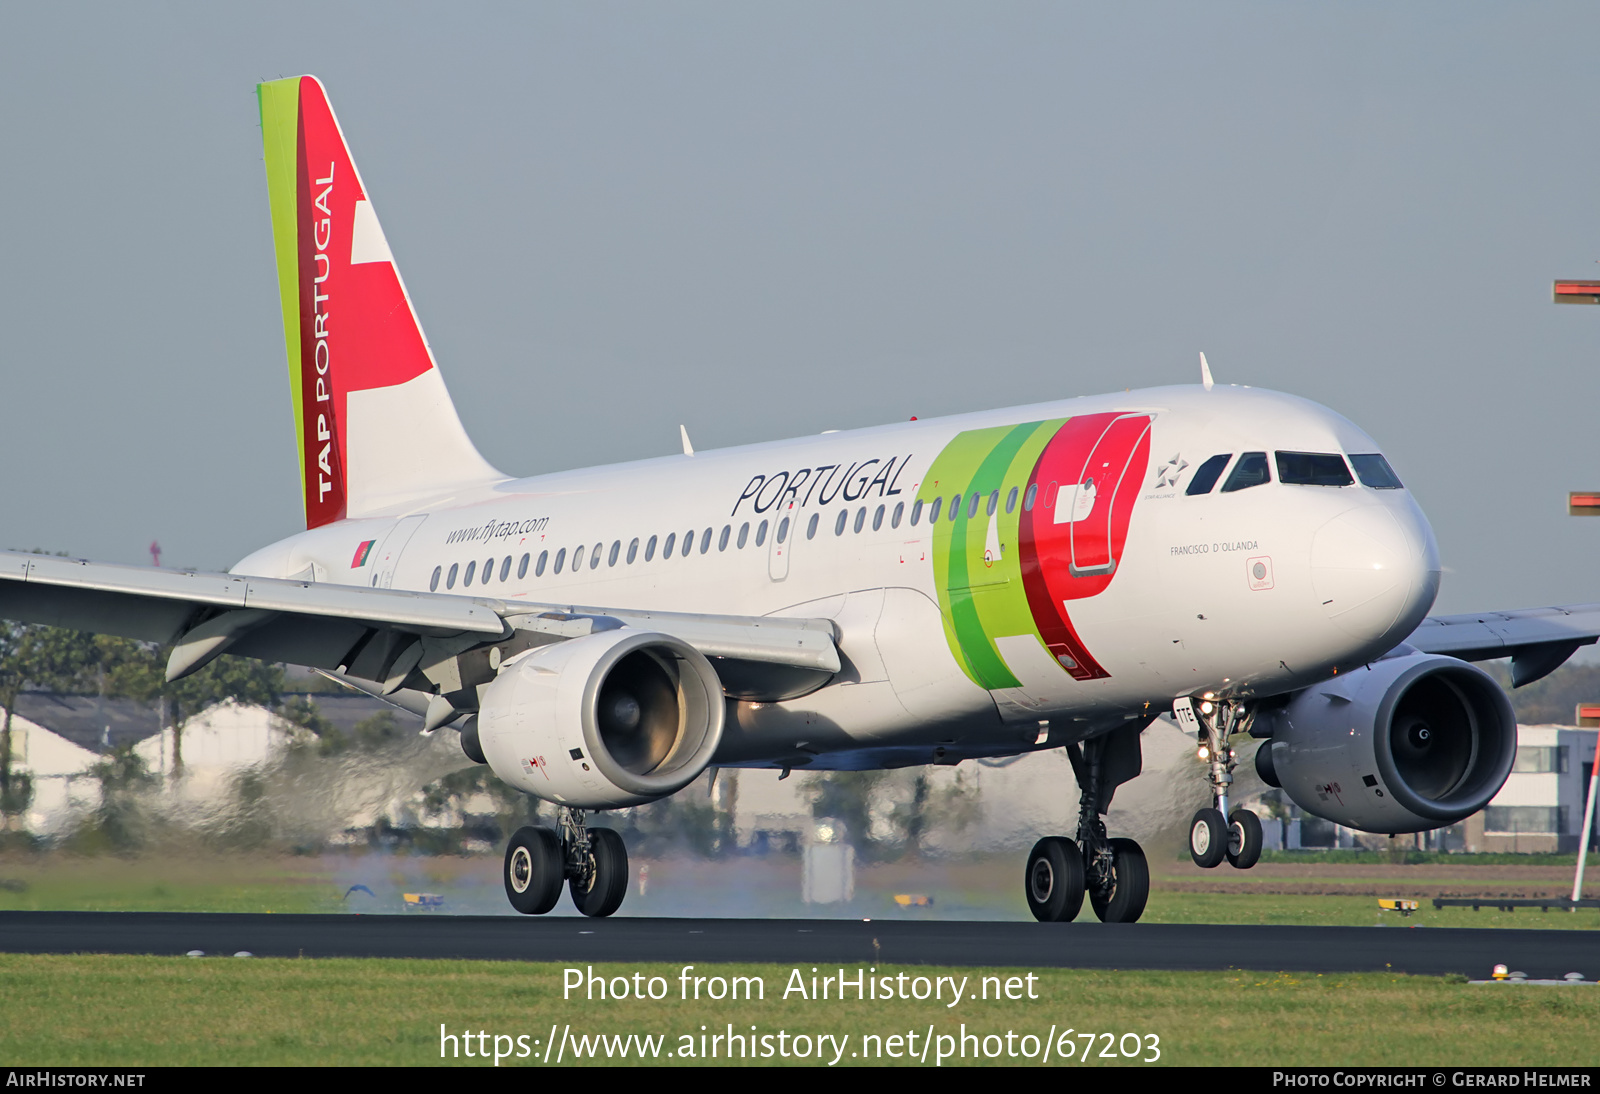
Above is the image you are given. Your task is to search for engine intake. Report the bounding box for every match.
[477,628,725,809]
[1259,650,1516,833]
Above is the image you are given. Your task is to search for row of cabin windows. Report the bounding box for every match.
[423,451,1408,590]
[425,486,1045,592]
[1184,451,1403,496]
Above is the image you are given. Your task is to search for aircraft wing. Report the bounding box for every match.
[0,551,839,699]
[1405,604,1600,687]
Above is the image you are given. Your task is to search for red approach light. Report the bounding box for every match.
[1570,492,1600,516]
[1553,280,1600,304]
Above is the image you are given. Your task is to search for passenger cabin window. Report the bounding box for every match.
[755,520,768,547]
[807,513,819,539]
[536,550,548,576]
[645,536,658,562]
[500,556,512,582]
[464,561,477,585]
[430,566,441,591]
[1219,452,1271,492]
[447,563,459,588]
[517,554,530,579]
[910,499,924,526]
[1350,453,1404,489]
[1185,454,1232,496]
[1276,452,1353,487]
[1005,486,1018,514]
[1023,484,1037,511]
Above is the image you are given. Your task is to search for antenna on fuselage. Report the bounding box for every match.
[1199,352,1215,391]
[680,424,695,456]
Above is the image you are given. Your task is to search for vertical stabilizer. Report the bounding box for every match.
[258,76,503,528]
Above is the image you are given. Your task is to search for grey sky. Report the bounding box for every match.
[0,3,1595,616]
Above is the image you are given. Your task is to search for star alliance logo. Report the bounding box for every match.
[1153,454,1188,489]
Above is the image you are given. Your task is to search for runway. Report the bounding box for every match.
[1,912,1596,978]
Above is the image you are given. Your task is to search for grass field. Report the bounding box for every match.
[1,954,1596,1067]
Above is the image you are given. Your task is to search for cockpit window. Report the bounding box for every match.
[1276,452,1353,487]
[1219,451,1271,492]
[1185,454,1232,496]
[1349,453,1404,489]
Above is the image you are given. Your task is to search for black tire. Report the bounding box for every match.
[1024,836,1085,922]
[504,826,563,915]
[570,827,629,918]
[1226,808,1264,869]
[1189,807,1227,869]
[1089,838,1149,924]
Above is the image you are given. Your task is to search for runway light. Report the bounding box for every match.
[1492,964,1508,980]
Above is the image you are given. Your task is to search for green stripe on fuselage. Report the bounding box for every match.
[923,418,1065,689]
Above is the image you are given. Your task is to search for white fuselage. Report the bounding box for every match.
[234,384,1440,770]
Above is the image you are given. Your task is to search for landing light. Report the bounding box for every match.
[1199,701,1214,715]
[1197,746,1210,762]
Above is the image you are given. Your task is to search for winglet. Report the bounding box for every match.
[1199,352,1215,391]
[680,424,695,456]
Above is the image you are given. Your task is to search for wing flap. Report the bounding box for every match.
[0,552,842,695]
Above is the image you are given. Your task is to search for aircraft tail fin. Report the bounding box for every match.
[257,76,503,529]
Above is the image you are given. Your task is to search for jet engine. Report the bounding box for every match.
[476,628,726,809]
[1255,649,1516,834]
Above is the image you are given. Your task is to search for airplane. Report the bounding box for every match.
[2,74,1596,923]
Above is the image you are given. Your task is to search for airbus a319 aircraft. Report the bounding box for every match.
[4,76,1595,923]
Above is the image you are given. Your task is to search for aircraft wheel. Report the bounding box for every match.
[1189,808,1227,869]
[1089,838,1149,924]
[504,826,563,915]
[1226,808,1264,869]
[1024,836,1085,922]
[570,828,629,918]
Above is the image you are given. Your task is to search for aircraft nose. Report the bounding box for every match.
[1310,502,1439,648]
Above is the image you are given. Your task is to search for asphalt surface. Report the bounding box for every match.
[1,912,1596,978]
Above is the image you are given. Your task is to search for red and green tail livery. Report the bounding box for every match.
[258,77,500,529]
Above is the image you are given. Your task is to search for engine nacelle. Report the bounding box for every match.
[1258,650,1516,834]
[478,628,726,809]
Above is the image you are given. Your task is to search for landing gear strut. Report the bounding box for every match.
[1182,697,1263,871]
[504,807,629,918]
[1025,726,1150,924]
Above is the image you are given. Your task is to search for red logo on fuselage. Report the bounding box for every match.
[1018,413,1152,680]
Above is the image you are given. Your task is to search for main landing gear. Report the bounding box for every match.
[504,807,629,918]
[1184,696,1263,871]
[1025,727,1150,924]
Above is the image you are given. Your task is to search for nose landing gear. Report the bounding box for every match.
[504,807,630,918]
[1180,696,1263,870]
